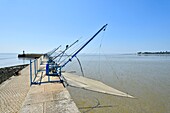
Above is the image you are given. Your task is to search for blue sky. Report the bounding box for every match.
[0,0,170,54]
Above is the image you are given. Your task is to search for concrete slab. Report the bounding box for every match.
[20,83,80,113]
[45,99,80,113]
[20,103,44,113]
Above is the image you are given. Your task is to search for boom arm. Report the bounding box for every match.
[51,40,79,61]
[61,24,108,68]
[48,45,61,57]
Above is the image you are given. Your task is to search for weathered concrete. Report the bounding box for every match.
[0,65,30,113]
[19,83,80,113]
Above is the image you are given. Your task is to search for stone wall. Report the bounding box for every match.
[0,64,28,84]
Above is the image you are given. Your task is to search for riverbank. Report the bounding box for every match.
[0,64,28,84]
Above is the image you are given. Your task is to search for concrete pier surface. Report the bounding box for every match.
[19,83,80,113]
[0,56,80,113]
[0,65,30,113]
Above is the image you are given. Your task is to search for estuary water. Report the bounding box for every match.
[64,54,170,113]
[0,53,29,68]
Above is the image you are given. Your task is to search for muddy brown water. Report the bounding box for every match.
[64,54,170,113]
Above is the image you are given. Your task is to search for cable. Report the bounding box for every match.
[75,56,85,77]
[98,31,106,81]
[61,53,85,77]
[99,50,131,96]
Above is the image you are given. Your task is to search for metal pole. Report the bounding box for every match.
[52,40,79,61]
[48,74,50,82]
[30,60,32,86]
[36,59,38,73]
[46,64,50,82]
[62,24,108,68]
[34,60,37,75]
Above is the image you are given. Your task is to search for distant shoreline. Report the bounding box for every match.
[137,51,170,55]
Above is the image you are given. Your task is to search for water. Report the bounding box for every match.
[0,53,29,68]
[64,54,170,113]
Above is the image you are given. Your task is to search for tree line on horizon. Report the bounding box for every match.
[137,51,170,54]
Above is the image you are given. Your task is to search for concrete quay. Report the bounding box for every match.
[0,56,80,113]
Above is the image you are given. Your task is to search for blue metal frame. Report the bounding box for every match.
[30,60,32,86]
[30,59,63,86]
[46,63,61,76]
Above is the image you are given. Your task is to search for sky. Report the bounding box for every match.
[0,0,170,54]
